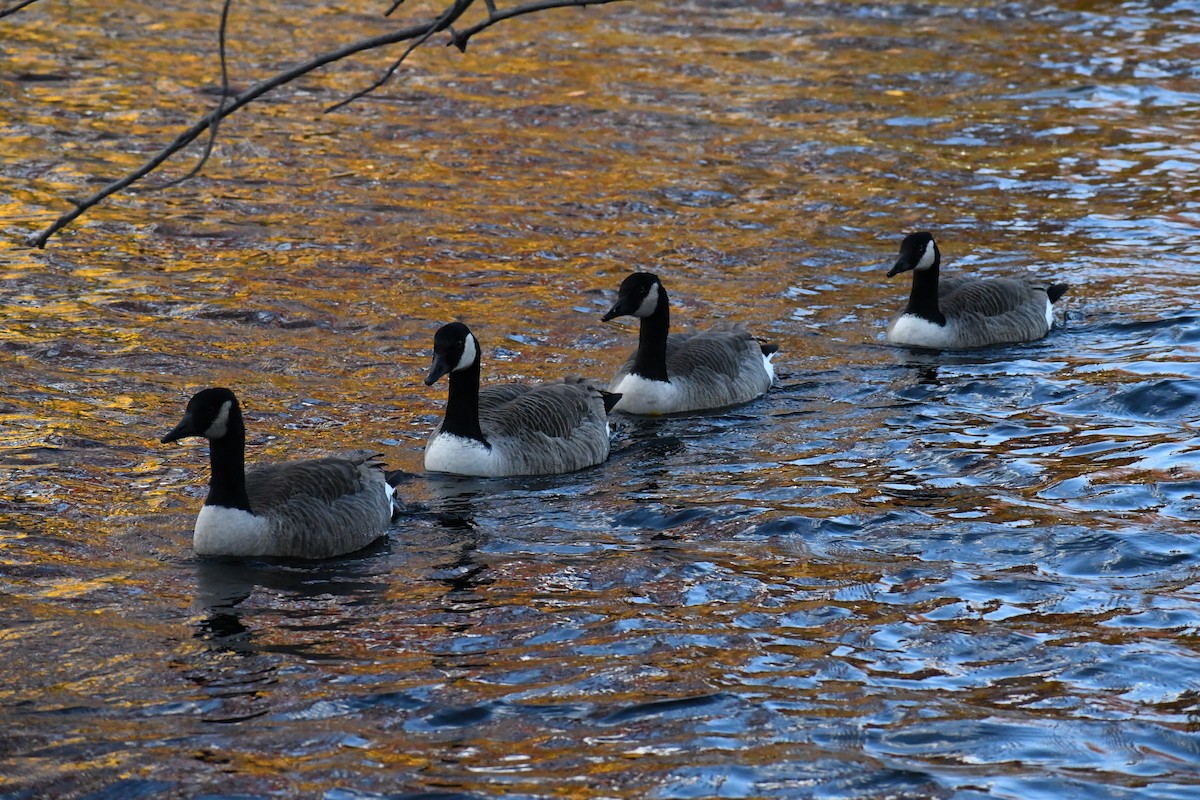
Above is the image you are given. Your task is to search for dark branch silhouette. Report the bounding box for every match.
[0,0,41,20]
[24,0,633,248]
[325,0,473,114]
[449,0,616,52]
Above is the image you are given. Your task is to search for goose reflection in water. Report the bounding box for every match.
[190,549,391,655]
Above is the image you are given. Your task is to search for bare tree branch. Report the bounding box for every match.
[0,0,41,20]
[449,0,626,52]
[157,0,233,190]
[25,8,466,248]
[333,0,620,109]
[24,0,633,248]
[325,0,472,113]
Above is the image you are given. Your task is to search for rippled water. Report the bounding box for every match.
[2,0,1199,797]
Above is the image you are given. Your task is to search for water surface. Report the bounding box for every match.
[2,0,1199,797]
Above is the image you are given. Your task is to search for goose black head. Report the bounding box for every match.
[425,322,480,386]
[602,272,664,322]
[887,232,940,278]
[162,387,240,443]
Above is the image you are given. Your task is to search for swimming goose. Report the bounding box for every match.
[886,231,1068,349]
[423,322,619,477]
[601,272,778,415]
[161,387,395,559]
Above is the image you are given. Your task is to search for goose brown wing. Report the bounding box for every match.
[664,327,753,379]
[939,277,1042,318]
[477,383,534,415]
[241,454,390,559]
[479,379,601,440]
[244,453,383,513]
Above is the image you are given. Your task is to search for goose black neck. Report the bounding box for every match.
[205,407,252,512]
[442,362,488,444]
[904,265,946,326]
[632,291,671,382]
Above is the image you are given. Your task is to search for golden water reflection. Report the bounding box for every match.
[2,0,1200,797]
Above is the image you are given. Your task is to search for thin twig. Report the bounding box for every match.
[449,0,626,52]
[0,0,41,20]
[157,0,233,189]
[326,0,474,113]
[337,0,629,108]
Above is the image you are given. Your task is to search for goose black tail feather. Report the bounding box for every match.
[1048,283,1069,304]
[601,391,623,414]
[384,469,416,488]
[760,342,780,357]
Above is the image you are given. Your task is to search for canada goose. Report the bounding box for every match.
[161,387,395,559]
[601,272,778,415]
[423,322,619,477]
[886,231,1068,349]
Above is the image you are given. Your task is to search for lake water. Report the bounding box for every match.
[2,0,1199,797]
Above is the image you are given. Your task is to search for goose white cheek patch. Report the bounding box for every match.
[205,400,232,439]
[635,283,661,317]
[916,240,937,270]
[454,334,478,372]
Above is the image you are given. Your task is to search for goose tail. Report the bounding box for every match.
[600,391,623,414]
[759,342,779,384]
[382,468,413,521]
[1047,283,1068,304]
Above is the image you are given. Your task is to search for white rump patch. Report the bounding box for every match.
[1043,296,1054,329]
[425,432,504,476]
[762,351,777,384]
[205,400,233,440]
[634,283,662,318]
[454,334,479,372]
[916,239,938,270]
[193,504,272,556]
[888,314,955,348]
